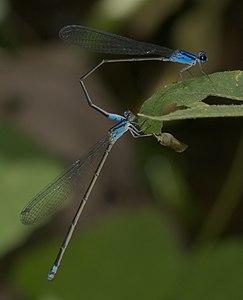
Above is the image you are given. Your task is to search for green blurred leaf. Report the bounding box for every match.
[12,210,182,300]
[0,0,9,23]
[11,210,243,300]
[173,240,243,300]
[0,121,61,257]
[145,154,195,223]
[138,70,243,133]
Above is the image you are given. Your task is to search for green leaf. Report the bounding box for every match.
[138,70,243,134]
[0,121,61,257]
[143,105,243,122]
[173,240,243,300]
[12,210,182,300]
[11,210,243,300]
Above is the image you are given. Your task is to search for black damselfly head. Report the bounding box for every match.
[198,51,208,63]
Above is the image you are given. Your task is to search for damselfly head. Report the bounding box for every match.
[124,110,136,121]
[198,51,208,62]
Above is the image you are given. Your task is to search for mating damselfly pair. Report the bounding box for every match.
[20,25,208,280]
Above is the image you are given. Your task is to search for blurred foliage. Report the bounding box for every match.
[12,210,243,300]
[0,120,61,256]
[0,0,243,299]
[13,210,181,300]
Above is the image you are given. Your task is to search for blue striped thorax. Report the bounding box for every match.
[165,50,208,65]
[109,110,137,143]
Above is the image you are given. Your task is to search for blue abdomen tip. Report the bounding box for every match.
[47,265,58,281]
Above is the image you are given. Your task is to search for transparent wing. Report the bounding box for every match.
[20,134,110,225]
[59,25,174,58]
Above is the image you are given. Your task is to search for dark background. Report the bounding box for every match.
[0,0,243,299]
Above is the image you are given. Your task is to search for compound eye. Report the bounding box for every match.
[200,53,208,62]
